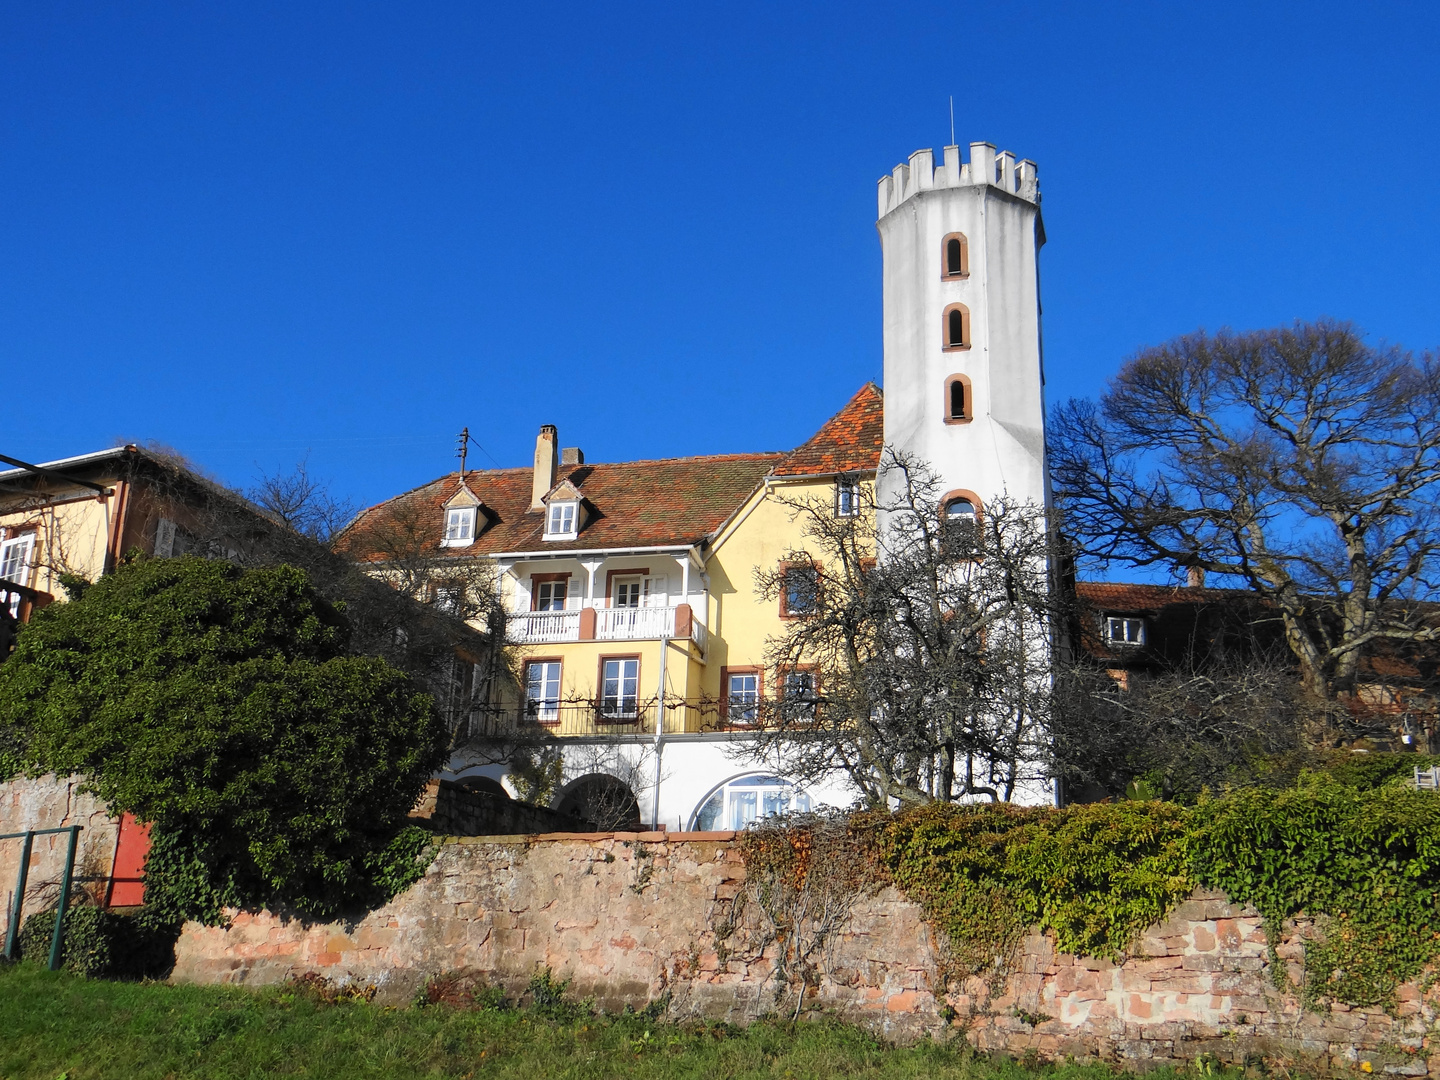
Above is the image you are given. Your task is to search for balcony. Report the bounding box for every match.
[507,602,707,653]
[466,698,720,739]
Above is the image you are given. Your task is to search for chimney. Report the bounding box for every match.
[1186,567,1206,588]
[531,425,557,510]
[561,447,584,466]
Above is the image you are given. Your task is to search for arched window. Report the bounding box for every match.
[944,497,975,522]
[690,774,812,832]
[941,233,969,278]
[940,489,983,552]
[943,374,972,424]
[943,303,970,350]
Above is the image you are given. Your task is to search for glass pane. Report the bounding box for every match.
[695,793,723,831]
[729,790,758,829]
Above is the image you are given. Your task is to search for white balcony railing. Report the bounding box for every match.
[596,605,672,640]
[507,603,706,651]
[508,609,581,644]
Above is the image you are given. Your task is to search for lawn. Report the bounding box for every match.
[0,962,1207,1080]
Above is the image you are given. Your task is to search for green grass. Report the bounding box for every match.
[0,963,1200,1080]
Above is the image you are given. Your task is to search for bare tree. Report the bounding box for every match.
[1050,320,1440,701]
[1053,653,1315,802]
[249,459,358,544]
[737,450,1056,806]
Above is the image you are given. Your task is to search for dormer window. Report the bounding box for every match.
[545,500,578,540]
[1105,617,1145,646]
[443,507,476,547]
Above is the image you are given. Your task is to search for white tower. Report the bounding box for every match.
[877,142,1047,512]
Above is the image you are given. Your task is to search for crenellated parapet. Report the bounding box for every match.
[877,142,1038,218]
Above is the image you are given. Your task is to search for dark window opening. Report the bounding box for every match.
[946,238,964,276]
[947,308,966,347]
[949,380,966,419]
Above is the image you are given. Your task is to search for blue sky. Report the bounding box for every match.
[3,2,1437,512]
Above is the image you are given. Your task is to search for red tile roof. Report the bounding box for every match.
[1074,581,1256,613]
[771,383,884,477]
[340,384,884,562]
[338,452,785,561]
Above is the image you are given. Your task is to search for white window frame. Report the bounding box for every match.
[835,477,859,518]
[525,660,563,724]
[544,500,578,540]
[443,506,477,547]
[727,672,760,723]
[1105,616,1145,647]
[533,578,569,612]
[1,533,35,619]
[600,657,640,719]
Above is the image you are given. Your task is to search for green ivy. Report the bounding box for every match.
[1188,774,1440,1007]
[845,770,1440,1009]
[860,801,1192,977]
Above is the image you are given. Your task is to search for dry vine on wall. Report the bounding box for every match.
[721,813,880,1018]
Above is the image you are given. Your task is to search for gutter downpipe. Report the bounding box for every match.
[652,629,668,829]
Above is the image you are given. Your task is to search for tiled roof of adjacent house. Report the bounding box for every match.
[1074,581,1258,613]
[338,452,786,560]
[771,383,884,477]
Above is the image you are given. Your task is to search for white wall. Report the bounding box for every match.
[877,142,1048,512]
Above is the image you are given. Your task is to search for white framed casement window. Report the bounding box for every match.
[544,501,578,540]
[525,660,563,724]
[691,775,812,831]
[611,576,642,609]
[1105,616,1145,646]
[600,657,640,719]
[532,578,568,611]
[443,507,477,547]
[1,533,35,619]
[727,672,760,723]
[835,477,858,518]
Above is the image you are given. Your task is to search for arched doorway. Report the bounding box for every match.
[555,773,641,830]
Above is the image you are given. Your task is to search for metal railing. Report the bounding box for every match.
[2,825,81,970]
[465,697,741,739]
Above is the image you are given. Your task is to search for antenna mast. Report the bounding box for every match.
[949,95,955,146]
[456,427,470,474]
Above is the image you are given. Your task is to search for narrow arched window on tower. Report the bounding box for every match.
[944,304,970,350]
[942,373,973,423]
[941,233,969,279]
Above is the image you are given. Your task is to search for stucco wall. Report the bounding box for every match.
[172,831,1438,1074]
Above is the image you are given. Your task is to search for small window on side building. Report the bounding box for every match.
[943,304,970,350]
[1105,617,1145,646]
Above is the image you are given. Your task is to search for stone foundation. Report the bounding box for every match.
[172,831,1440,1074]
[0,774,123,928]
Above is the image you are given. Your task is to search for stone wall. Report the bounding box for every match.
[0,774,123,937]
[172,831,1439,1075]
[408,779,591,836]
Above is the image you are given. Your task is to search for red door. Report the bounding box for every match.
[105,813,151,907]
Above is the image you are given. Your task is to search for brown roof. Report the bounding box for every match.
[771,383,884,477]
[1074,581,1256,613]
[339,452,785,560]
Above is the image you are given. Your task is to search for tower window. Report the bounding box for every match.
[940,490,983,553]
[835,476,859,517]
[943,304,970,351]
[941,233,969,278]
[943,374,973,424]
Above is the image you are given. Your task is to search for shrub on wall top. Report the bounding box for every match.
[0,556,446,923]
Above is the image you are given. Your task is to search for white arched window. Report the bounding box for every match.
[690,774,811,831]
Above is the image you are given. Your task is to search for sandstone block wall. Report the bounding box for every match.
[0,774,123,936]
[172,831,1440,1074]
